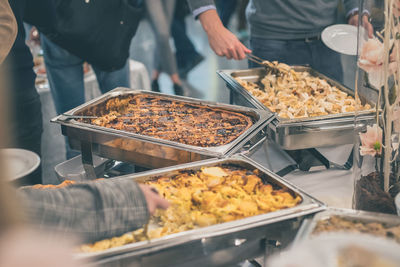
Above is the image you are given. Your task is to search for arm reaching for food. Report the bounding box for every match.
[18,179,169,243]
[198,9,251,60]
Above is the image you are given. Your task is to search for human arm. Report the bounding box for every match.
[186,0,250,60]
[18,178,168,243]
[197,9,251,60]
[344,0,374,38]
[0,0,17,64]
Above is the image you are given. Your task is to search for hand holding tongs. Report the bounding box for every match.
[246,54,283,76]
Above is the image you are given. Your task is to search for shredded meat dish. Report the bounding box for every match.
[235,61,372,119]
[81,95,253,147]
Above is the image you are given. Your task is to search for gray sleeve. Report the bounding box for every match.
[18,178,149,243]
[186,0,215,11]
[343,0,360,14]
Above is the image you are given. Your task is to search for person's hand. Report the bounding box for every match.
[28,26,41,46]
[348,13,374,38]
[139,184,169,215]
[198,9,251,60]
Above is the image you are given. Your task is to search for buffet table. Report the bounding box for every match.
[46,62,400,266]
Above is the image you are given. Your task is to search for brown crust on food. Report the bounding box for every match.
[82,95,253,147]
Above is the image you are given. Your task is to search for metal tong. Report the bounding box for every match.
[246,54,283,77]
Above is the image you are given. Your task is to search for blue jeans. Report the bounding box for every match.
[249,37,343,82]
[216,0,238,28]
[171,11,198,67]
[41,35,130,158]
[41,35,130,115]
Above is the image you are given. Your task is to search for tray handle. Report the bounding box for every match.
[302,123,366,132]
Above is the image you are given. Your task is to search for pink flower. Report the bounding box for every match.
[359,124,383,156]
[358,38,397,89]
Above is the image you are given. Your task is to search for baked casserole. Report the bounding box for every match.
[79,95,253,147]
[81,166,302,252]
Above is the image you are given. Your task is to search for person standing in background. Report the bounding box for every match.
[216,0,237,28]
[171,0,204,79]
[0,0,17,64]
[146,0,185,95]
[40,35,131,159]
[187,0,373,83]
[1,0,44,185]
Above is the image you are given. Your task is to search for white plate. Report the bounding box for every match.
[1,148,40,180]
[322,24,358,56]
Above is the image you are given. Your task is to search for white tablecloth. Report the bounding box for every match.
[248,140,354,209]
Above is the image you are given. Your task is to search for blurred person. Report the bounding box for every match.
[216,0,237,28]
[171,0,204,79]
[0,4,78,265]
[0,0,17,64]
[0,5,169,265]
[1,0,45,184]
[146,0,185,95]
[18,179,169,242]
[40,35,130,159]
[187,0,374,83]
[236,0,249,42]
[40,36,130,117]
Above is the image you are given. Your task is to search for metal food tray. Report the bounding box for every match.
[51,88,275,175]
[218,67,376,150]
[294,208,400,244]
[78,156,324,266]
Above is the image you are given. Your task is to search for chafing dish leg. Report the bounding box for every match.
[81,141,97,179]
[263,239,281,266]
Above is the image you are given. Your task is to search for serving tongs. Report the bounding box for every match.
[246,54,283,77]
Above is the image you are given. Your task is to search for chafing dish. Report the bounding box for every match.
[51,88,275,177]
[218,67,376,150]
[294,208,400,244]
[77,156,324,266]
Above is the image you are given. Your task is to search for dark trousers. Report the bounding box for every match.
[249,37,343,83]
[171,0,198,67]
[10,88,43,185]
[216,0,238,28]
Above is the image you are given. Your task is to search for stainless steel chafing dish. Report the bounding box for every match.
[77,156,324,267]
[51,88,275,178]
[218,67,376,150]
[294,208,400,244]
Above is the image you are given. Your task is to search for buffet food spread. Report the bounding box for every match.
[48,57,397,265]
[80,165,302,252]
[234,62,371,119]
[313,216,400,243]
[337,245,398,267]
[85,95,253,147]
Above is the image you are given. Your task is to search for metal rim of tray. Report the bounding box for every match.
[217,67,376,124]
[293,207,400,244]
[52,88,276,157]
[76,155,325,261]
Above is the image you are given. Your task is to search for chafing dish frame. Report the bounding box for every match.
[294,207,400,244]
[217,67,376,150]
[76,156,324,266]
[51,88,275,178]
